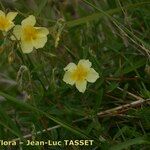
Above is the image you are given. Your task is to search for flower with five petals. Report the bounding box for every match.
[12,15,49,53]
[0,10,17,32]
[63,59,99,93]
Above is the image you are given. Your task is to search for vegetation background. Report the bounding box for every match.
[0,0,150,149]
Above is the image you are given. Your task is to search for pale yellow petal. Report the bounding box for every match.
[63,71,75,85]
[21,15,36,26]
[37,27,49,36]
[78,59,91,69]
[86,68,99,83]
[0,10,5,17]
[21,41,34,53]
[75,80,87,93]
[33,37,47,49]
[6,12,18,21]
[12,25,22,40]
[4,22,14,32]
[33,27,49,48]
[64,63,77,71]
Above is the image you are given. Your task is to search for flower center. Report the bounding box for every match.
[72,65,88,81]
[0,16,10,30]
[23,25,38,42]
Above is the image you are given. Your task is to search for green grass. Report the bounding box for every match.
[0,0,150,149]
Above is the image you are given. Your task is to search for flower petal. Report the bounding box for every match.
[12,25,22,40]
[0,10,5,17]
[21,15,36,26]
[32,27,49,49]
[64,63,77,71]
[86,68,99,83]
[21,41,34,53]
[4,22,14,32]
[63,71,75,85]
[37,27,49,36]
[78,59,91,69]
[33,37,47,49]
[75,80,87,93]
[6,12,18,21]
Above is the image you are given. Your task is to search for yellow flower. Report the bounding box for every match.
[0,10,17,32]
[12,15,49,53]
[63,59,99,93]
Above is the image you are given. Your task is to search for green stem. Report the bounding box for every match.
[26,55,47,91]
